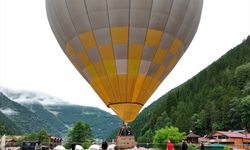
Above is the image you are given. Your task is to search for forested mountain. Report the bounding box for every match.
[47,104,122,138]
[131,36,250,143]
[19,102,122,138]
[0,89,122,138]
[0,110,21,135]
[0,93,61,135]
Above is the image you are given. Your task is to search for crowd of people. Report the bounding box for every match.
[64,139,205,150]
[166,140,205,150]
[101,139,205,150]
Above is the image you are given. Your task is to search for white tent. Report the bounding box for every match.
[75,145,84,150]
[53,145,66,150]
[1,135,6,150]
[131,146,138,150]
[107,144,116,150]
[89,144,100,150]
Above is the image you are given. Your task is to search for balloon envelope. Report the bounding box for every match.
[75,145,84,150]
[46,0,203,122]
[89,144,101,150]
[107,144,117,150]
[53,145,66,150]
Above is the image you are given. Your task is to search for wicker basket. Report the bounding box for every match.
[116,135,136,149]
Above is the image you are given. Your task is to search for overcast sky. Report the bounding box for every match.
[0,0,250,114]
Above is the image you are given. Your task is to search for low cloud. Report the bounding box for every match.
[0,108,19,116]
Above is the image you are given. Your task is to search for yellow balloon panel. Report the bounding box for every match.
[64,31,187,122]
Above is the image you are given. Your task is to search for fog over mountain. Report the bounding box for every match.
[0,108,19,116]
[0,87,69,106]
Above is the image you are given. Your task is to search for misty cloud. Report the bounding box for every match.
[0,108,19,116]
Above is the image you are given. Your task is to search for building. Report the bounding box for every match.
[210,131,250,149]
[198,136,210,144]
[186,131,200,143]
[243,133,250,150]
[1,135,23,150]
[6,139,17,147]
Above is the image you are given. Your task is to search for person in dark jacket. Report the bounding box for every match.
[200,142,205,150]
[182,140,188,150]
[102,141,108,150]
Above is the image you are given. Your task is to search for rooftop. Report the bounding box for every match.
[214,131,249,138]
[186,132,200,138]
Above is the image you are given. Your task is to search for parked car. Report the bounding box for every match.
[21,141,38,150]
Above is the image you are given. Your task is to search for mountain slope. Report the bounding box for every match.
[1,89,70,135]
[48,104,122,138]
[0,89,122,138]
[0,93,60,135]
[0,110,21,135]
[24,103,68,134]
[131,36,250,142]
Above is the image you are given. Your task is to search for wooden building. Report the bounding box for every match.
[198,137,210,143]
[210,131,250,149]
[186,132,200,143]
[243,133,250,150]
[6,139,17,147]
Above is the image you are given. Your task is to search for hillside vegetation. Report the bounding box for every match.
[0,110,21,135]
[131,36,250,143]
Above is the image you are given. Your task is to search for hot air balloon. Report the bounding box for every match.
[46,0,203,123]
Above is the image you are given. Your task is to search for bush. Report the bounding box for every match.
[188,144,198,150]
[82,141,92,149]
[223,147,230,150]
[153,126,185,150]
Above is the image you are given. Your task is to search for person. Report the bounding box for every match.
[182,140,188,150]
[71,144,76,150]
[127,126,133,136]
[166,140,174,150]
[119,125,126,136]
[102,141,108,150]
[200,142,205,150]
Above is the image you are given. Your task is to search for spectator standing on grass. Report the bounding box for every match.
[166,140,174,150]
[182,140,188,150]
[200,142,205,150]
[102,141,108,150]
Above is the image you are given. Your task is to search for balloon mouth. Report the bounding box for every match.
[107,102,143,108]
[108,102,143,123]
